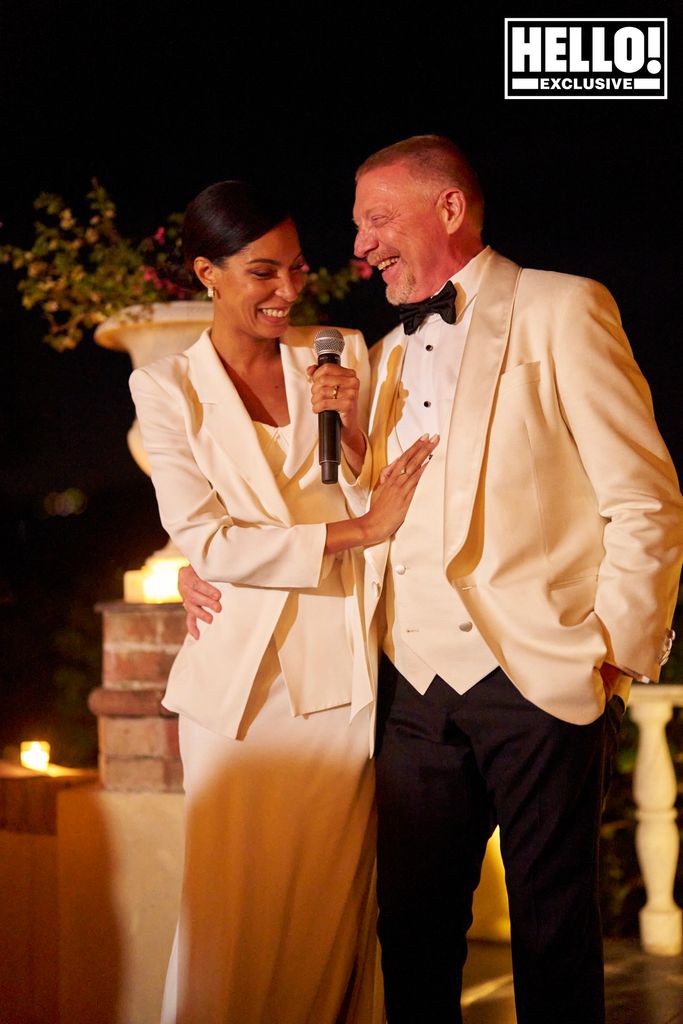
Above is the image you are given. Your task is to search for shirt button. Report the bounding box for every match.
[425,344,434,351]
[395,564,407,575]
[423,400,431,407]
[459,621,473,632]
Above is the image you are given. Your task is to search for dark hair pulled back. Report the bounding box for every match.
[183,180,291,272]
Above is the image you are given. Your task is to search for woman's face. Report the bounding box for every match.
[208,219,307,341]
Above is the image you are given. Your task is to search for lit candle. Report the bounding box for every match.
[141,556,187,603]
[20,740,50,772]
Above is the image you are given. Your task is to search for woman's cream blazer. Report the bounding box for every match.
[129,326,373,739]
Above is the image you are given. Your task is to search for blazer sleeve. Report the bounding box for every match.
[129,367,329,589]
[553,277,683,679]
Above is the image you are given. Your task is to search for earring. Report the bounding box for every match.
[207,286,214,299]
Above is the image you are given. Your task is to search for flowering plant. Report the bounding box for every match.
[292,258,372,326]
[1,181,371,351]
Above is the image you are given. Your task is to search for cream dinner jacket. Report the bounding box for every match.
[129,326,373,739]
[360,251,683,725]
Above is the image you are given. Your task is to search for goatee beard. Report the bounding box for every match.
[385,268,416,306]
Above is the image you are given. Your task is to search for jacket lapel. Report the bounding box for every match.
[364,327,408,583]
[279,328,319,479]
[368,326,408,481]
[186,331,292,524]
[443,252,522,566]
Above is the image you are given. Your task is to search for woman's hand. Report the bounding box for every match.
[177,564,222,640]
[307,363,366,474]
[322,434,439,556]
[363,434,439,546]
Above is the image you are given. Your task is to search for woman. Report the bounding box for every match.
[129,181,437,1024]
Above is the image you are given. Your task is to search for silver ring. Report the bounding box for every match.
[332,385,339,399]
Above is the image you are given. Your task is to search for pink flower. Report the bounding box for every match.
[153,226,166,245]
[157,276,182,297]
[142,266,158,282]
[351,257,372,280]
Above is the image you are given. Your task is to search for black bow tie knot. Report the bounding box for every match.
[397,280,457,335]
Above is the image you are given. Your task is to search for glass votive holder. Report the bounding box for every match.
[20,740,51,772]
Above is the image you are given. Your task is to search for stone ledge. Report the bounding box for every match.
[0,761,99,835]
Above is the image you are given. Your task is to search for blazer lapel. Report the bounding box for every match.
[279,328,318,479]
[368,327,408,482]
[443,252,522,567]
[365,327,408,583]
[186,331,292,524]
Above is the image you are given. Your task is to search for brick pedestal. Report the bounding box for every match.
[89,602,186,791]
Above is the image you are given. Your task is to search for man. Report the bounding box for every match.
[179,136,683,1023]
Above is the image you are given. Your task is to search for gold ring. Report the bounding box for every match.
[399,468,407,475]
[332,385,339,399]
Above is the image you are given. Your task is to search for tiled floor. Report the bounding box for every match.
[462,939,683,1023]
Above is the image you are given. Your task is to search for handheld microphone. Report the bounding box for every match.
[314,327,345,484]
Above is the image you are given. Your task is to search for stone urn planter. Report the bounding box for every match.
[95,301,212,473]
[95,301,213,600]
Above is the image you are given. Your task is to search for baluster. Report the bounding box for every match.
[630,688,682,955]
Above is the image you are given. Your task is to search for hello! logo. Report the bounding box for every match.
[505,18,667,99]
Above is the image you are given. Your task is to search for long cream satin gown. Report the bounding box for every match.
[161,422,383,1024]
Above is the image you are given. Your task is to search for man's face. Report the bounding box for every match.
[353,162,454,305]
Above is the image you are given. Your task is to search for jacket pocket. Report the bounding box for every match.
[548,574,599,628]
[498,360,541,391]
[549,573,599,591]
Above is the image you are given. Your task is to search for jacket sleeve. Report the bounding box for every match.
[553,277,683,679]
[129,367,329,589]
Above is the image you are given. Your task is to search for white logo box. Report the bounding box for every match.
[504,18,667,100]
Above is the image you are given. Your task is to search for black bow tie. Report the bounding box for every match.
[397,280,457,335]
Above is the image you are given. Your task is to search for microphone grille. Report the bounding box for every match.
[314,327,345,358]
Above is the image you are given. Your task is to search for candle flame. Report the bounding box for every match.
[20,741,50,772]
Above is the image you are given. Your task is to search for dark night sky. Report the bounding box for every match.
[0,2,681,757]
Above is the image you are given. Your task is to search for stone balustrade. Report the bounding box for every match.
[629,682,683,956]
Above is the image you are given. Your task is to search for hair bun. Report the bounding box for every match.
[181,181,291,279]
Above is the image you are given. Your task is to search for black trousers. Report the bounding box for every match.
[374,660,613,1024]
